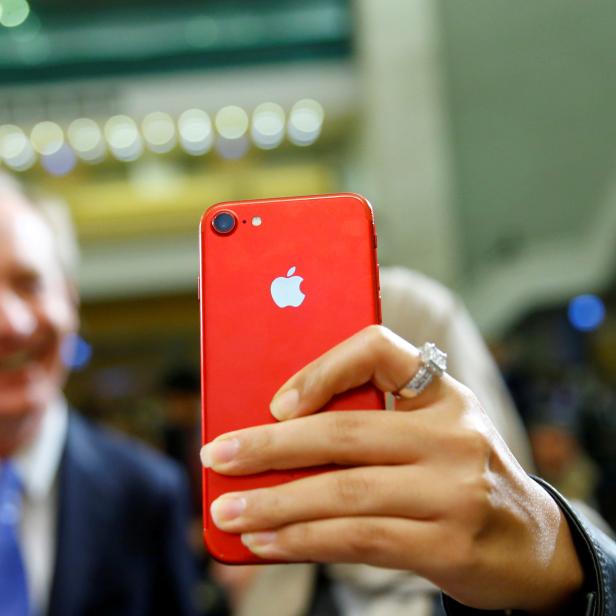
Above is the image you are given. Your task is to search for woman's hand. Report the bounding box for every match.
[201,326,584,613]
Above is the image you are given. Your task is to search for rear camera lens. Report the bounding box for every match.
[212,211,237,234]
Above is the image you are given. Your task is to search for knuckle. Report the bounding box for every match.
[447,425,492,465]
[364,323,385,341]
[468,472,494,505]
[456,472,495,533]
[365,324,393,357]
[444,529,480,575]
[465,429,492,461]
[260,486,283,516]
[331,470,372,512]
[281,521,313,556]
[346,519,392,560]
[303,364,326,398]
[444,382,481,421]
[244,488,280,527]
[441,384,474,421]
[326,412,364,454]
[432,521,482,578]
[240,426,274,469]
[257,425,275,453]
[452,380,477,404]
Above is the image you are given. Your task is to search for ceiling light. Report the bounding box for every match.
[68,118,105,162]
[142,112,176,154]
[0,0,30,28]
[0,124,36,170]
[30,121,64,156]
[104,115,143,162]
[251,102,285,150]
[287,99,324,146]
[215,105,249,140]
[178,109,213,156]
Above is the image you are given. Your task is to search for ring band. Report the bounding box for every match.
[395,342,447,399]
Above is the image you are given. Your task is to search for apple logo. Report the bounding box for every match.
[270,266,306,308]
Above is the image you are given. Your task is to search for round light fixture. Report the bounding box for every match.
[30,121,64,156]
[251,102,285,150]
[0,0,30,28]
[68,118,105,162]
[287,99,324,146]
[104,115,143,162]
[0,124,36,171]
[178,109,213,156]
[142,112,176,154]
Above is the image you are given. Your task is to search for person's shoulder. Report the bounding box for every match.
[379,267,460,337]
[68,412,186,497]
[380,266,458,308]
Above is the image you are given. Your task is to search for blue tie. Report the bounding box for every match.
[0,462,30,616]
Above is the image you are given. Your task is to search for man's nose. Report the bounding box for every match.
[0,291,37,340]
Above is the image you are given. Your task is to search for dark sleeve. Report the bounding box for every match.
[148,467,199,616]
[442,476,616,616]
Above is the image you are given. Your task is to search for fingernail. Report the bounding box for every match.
[241,531,277,553]
[211,495,247,527]
[270,389,300,420]
[201,438,240,468]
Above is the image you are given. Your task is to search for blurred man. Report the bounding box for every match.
[0,173,197,616]
[159,366,232,616]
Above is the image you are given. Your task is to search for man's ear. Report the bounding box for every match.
[67,277,80,306]
[64,276,81,329]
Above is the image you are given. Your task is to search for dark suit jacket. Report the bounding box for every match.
[46,412,197,616]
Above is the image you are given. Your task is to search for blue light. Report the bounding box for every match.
[568,294,605,332]
[60,334,92,370]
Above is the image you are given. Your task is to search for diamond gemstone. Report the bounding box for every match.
[420,342,447,375]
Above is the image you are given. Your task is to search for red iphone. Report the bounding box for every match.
[199,193,384,563]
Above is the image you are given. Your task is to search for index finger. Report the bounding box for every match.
[269,325,443,420]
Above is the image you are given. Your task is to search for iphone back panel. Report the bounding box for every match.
[200,193,383,563]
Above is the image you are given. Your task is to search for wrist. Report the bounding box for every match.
[528,527,584,614]
[523,486,584,614]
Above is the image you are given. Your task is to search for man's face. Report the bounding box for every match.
[0,193,78,455]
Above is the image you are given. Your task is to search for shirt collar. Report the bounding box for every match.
[13,398,68,502]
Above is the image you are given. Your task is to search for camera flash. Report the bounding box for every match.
[252,216,262,227]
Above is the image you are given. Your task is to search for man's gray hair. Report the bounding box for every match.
[0,171,80,276]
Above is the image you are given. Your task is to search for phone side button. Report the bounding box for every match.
[375,263,381,322]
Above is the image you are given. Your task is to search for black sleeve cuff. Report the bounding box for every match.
[442,475,613,616]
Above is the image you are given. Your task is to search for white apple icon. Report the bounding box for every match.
[270,266,306,308]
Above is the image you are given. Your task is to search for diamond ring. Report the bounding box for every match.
[394,342,447,399]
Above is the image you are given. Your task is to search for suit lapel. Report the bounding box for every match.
[47,413,115,616]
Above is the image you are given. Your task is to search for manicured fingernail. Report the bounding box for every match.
[201,438,240,468]
[270,389,299,420]
[241,531,277,553]
[211,495,247,527]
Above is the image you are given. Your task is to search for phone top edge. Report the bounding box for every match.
[202,192,374,224]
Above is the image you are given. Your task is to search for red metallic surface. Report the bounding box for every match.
[199,193,384,563]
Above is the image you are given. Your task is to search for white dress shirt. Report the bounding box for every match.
[13,398,68,616]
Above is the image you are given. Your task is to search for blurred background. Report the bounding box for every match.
[1,0,615,576]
